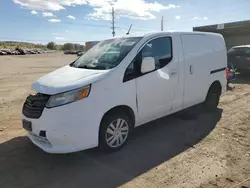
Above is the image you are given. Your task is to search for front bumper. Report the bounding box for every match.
[28,132,85,153]
[22,100,103,154]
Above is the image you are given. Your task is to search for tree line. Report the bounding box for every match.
[47,42,85,51]
[0,41,85,51]
[0,41,47,50]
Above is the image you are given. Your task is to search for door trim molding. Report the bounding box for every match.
[210,67,226,74]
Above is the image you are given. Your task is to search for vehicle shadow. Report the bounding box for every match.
[0,108,222,188]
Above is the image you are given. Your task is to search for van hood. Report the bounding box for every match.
[32,65,110,95]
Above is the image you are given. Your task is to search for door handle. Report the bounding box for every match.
[189,65,194,75]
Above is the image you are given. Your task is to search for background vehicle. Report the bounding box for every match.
[1,49,12,55]
[64,50,79,55]
[12,50,20,55]
[228,45,250,74]
[64,50,71,54]
[0,50,7,55]
[17,49,26,55]
[22,32,227,154]
[77,51,85,56]
[29,50,37,54]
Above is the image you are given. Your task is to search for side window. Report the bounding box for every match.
[123,61,135,82]
[123,37,172,82]
[141,37,172,70]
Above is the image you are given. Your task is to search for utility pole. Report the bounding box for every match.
[161,16,164,31]
[111,6,115,37]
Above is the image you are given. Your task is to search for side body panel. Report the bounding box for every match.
[181,34,227,108]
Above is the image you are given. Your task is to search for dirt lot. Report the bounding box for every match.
[0,53,250,188]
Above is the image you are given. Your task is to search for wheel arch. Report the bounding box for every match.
[101,105,135,126]
[209,80,222,94]
[98,105,136,145]
[207,80,222,97]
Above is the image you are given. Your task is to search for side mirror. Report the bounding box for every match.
[141,57,156,74]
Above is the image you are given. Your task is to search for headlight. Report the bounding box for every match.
[46,85,90,108]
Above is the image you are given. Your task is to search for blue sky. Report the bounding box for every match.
[0,0,250,44]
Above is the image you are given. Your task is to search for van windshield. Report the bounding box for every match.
[71,37,142,70]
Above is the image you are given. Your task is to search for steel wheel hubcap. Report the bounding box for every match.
[105,118,129,148]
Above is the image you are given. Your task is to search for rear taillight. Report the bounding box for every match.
[226,67,229,80]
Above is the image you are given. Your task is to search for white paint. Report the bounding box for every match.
[32,66,111,95]
[181,33,227,108]
[23,31,227,153]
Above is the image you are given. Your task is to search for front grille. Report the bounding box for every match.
[22,93,50,119]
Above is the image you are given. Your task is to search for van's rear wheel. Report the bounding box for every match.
[204,85,221,111]
[99,111,132,152]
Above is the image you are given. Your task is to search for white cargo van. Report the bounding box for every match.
[22,32,227,153]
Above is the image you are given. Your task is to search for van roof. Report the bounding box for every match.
[146,31,221,36]
[106,31,222,40]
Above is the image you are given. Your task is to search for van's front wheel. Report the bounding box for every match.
[99,112,132,152]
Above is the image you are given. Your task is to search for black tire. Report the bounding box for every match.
[99,111,132,152]
[204,86,221,111]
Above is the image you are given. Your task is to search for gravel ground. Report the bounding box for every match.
[0,53,249,188]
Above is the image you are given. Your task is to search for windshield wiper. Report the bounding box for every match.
[78,65,95,69]
[78,65,108,70]
[69,61,76,67]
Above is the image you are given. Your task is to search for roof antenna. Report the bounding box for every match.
[126,24,132,35]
